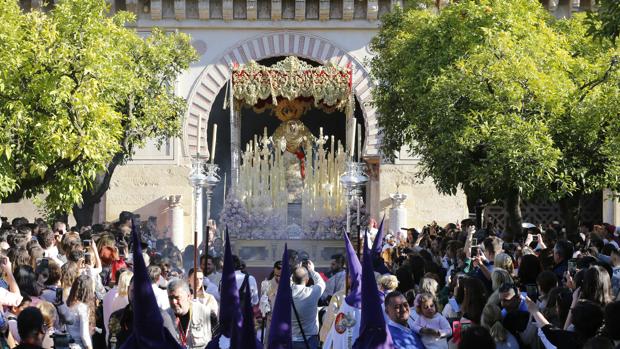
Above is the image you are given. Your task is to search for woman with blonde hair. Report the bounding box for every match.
[103,270,133,339]
[494,253,515,275]
[37,300,59,349]
[420,276,439,297]
[379,274,399,294]
[481,304,519,349]
[487,268,514,306]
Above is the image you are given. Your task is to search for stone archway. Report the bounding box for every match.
[183,31,380,160]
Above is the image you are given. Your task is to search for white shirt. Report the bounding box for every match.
[203,277,221,303]
[102,287,118,336]
[234,271,259,306]
[0,288,22,307]
[207,271,222,286]
[291,271,326,341]
[152,284,171,310]
[102,287,129,340]
[43,247,64,266]
[66,302,92,348]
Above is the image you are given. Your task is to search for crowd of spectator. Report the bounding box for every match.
[1,211,620,349]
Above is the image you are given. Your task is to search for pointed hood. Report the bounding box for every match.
[207,229,242,349]
[220,230,243,337]
[371,215,385,256]
[231,281,264,349]
[267,245,292,349]
[119,220,182,349]
[352,231,394,349]
[370,218,391,275]
[344,232,362,308]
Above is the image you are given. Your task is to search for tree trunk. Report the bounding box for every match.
[559,192,582,239]
[72,152,126,228]
[73,202,96,228]
[504,188,523,242]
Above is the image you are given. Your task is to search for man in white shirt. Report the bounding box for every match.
[37,228,63,266]
[148,265,170,310]
[201,254,222,290]
[232,255,259,306]
[291,259,326,349]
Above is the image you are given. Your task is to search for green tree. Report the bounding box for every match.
[549,15,620,232]
[71,23,197,227]
[371,0,620,236]
[587,0,620,43]
[0,0,196,223]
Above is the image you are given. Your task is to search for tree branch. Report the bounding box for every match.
[2,155,84,203]
[577,56,619,103]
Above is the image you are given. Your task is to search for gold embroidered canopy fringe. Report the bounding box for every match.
[231,56,354,116]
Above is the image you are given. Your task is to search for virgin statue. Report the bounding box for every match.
[270,99,315,203]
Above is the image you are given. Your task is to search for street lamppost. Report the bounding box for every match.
[188,156,206,299]
[339,161,369,257]
[203,162,221,256]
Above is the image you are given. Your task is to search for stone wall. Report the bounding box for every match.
[378,164,469,231]
[104,164,195,245]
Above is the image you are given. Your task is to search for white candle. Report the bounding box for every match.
[210,124,217,164]
[357,123,362,162]
[320,127,323,138]
[349,120,356,159]
[196,116,202,156]
[357,196,360,226]
[264,127,268,139]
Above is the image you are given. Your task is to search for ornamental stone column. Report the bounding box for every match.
[389,192,407,242]
[603,189,620,226]
[168,195,185,248]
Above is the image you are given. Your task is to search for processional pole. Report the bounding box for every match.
[189,128,207,299]
[204,123,221,259]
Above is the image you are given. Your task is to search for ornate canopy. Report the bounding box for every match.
[231,56,353,115]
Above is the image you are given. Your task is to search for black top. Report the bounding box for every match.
[14,344,44,349]
[178,311,190,335]
[541,324,585,349]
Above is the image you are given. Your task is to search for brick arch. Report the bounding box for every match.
[183,31,380,159]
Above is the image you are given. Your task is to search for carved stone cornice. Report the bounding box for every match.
[167,195,183,208]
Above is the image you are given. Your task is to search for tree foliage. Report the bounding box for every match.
[370,0,620,233]
[588,0,620,43]
[0,0,196,216]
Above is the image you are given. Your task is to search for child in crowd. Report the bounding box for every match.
[413,293,452,349]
